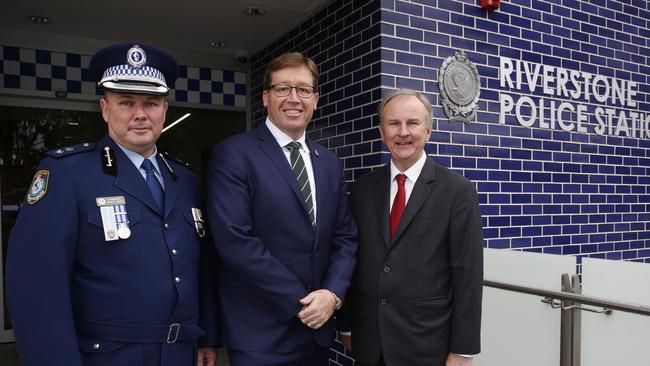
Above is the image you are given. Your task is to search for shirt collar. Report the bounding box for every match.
[390,151,427,184]
[115,143,161,174]
[265,117,309,152]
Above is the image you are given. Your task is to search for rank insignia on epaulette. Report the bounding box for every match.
[26,170,49,204]
[48,142,93,158]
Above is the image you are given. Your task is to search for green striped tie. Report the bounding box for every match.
[286,141,315,227]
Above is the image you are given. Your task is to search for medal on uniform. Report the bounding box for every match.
[191,208,206,238]
[114,204,131,239]
[96,196,130,241]
[106,228,117,240]
[117,224,131,239]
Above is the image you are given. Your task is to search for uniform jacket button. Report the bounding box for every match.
[171,249,178,256]
[174,276,181,284]
[383,265,391,272]
[380,298,388,305]
[92,343,100,350]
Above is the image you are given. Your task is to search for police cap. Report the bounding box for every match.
[88,43,178,96]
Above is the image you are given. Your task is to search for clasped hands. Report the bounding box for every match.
[297,289,336,329]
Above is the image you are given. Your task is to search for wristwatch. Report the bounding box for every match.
[329,290,342,310]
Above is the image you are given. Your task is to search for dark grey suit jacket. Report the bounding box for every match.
[341,157,483,366]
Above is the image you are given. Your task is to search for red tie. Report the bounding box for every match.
[390,174,406,238]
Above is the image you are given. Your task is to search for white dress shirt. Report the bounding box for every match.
[389,152,427,211]
[265,118,317,220]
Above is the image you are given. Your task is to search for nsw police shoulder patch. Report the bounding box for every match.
[26,169,50,205]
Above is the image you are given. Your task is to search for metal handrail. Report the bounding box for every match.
[484,279,650,316]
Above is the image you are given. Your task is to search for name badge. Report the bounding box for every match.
[97,196,131,241]
[192,208,206,238]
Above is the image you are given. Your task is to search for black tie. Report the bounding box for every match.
[141,158,164,211]
[286,142,315,227]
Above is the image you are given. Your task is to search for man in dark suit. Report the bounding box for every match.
[206,52,357,365]
[339,89,483,366]
[6,43,219,365]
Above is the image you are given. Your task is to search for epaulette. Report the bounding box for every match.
[47,142,94,158]
[160,152,193,171]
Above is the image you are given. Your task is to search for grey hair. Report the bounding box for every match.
[377,88,433,127]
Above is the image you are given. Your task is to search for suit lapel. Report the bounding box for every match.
[374,166,391,247]
[108,138,163,215]
[158,154,179,219]
[391,158,437,244]
[255,125,310,221]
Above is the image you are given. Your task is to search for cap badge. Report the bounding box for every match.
[127,45,147,69]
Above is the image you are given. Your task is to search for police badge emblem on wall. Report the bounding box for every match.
[439,50,480,123]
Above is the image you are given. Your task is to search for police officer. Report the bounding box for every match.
[6,43,220,366]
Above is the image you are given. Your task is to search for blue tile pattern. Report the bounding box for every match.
[250,0,647,361]
[251,0,384,184]
[0,44,247,107]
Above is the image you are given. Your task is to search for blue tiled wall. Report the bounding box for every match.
[252,0,650,278]
[375,0,650,268]
[253,2,650,361]
[250,0,383,184]
[0,44,247,107]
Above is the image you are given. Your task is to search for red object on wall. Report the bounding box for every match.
[481,0,500,11]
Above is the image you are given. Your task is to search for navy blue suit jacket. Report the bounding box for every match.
[206,123,357,353]
[6,135,219,366]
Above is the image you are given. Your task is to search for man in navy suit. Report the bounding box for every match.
[206,52,357,366]
[6,43,219,366]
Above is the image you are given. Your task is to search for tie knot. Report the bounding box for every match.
[141,158,156,173]
[286,141,301,151]
[396,174,406,185]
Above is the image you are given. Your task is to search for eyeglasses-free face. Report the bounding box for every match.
[379,94,432,172]
[101,91,168,158]
[268,84,316,98]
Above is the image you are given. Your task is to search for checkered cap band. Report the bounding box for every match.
[99,64,167,87]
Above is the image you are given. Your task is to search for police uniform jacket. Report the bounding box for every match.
[6,134,220,366]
